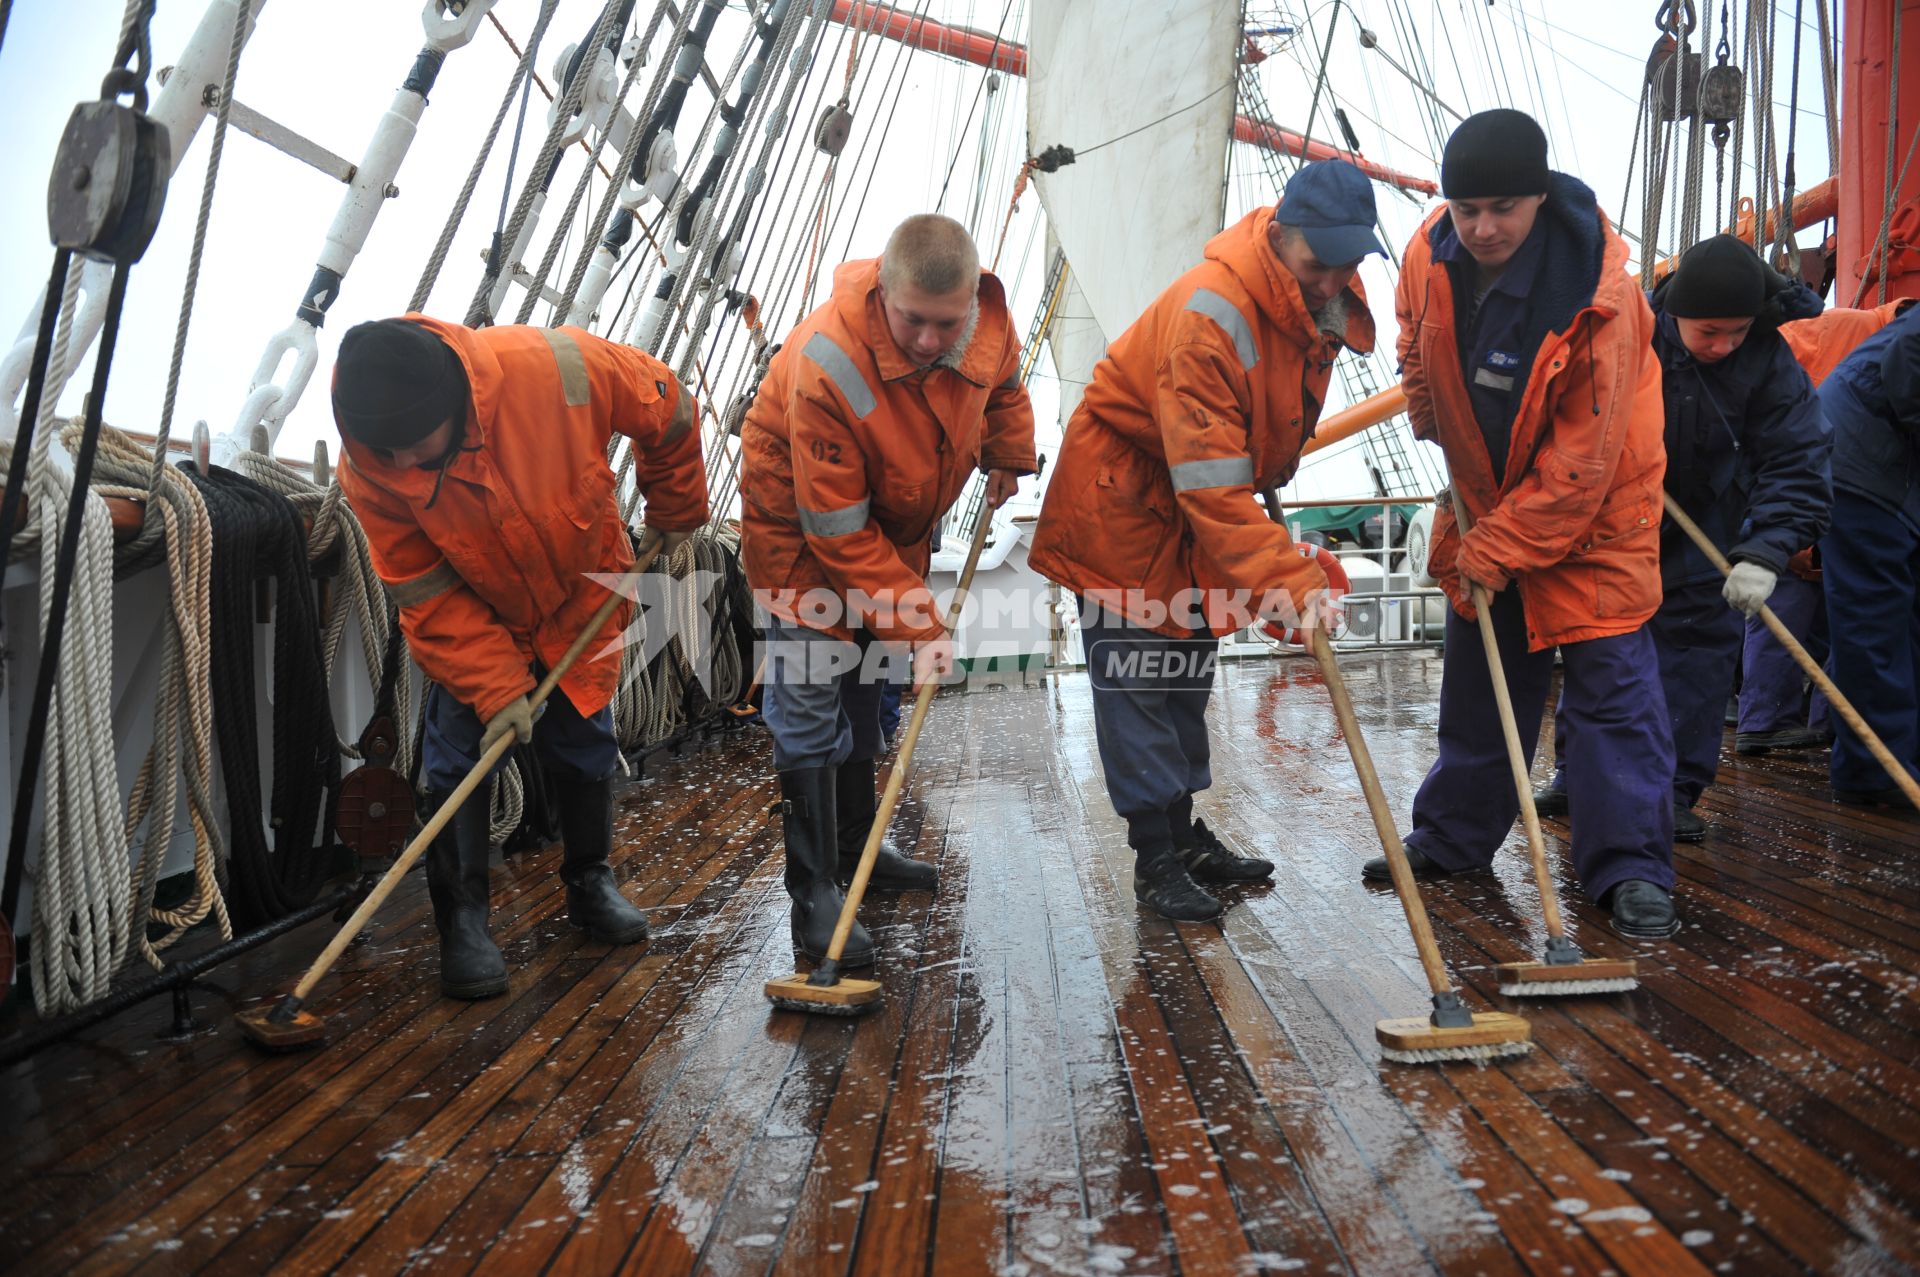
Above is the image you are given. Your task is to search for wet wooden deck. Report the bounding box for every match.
[3,649,1918,1276]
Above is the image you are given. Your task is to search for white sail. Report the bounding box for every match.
[1026,0,1238,341]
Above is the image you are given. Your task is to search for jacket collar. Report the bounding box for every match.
[830,257,1009,386]
[1208,205,1376,355]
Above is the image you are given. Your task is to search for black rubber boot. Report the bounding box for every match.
[550,772,649,945]
[1532,775,1570,817]
[1672,803,1707,843]
[834,757,939,892]
[1168,795,1273,883]
[1361,844,1452,883]
[422,789,509,1000]
[1608,880,1679,938]
[782,767,874,966]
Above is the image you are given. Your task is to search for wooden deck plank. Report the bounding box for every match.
[3,654,1917,1276]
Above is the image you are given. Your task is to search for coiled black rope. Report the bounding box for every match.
[183,463,339,926]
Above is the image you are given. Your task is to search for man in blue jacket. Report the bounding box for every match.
[1819,300,1920,806]
[1535,235,1829,839]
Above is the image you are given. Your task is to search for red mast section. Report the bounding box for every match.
[826,0,1440,197]
[1838,0,1920,303]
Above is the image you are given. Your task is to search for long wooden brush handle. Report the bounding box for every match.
[286,539,668,1003]
[1662,491,1920,810]
[1306,627,1459,997]
[1447,491,1570,942]
[821,512,994,965]
[1262,488,1458,997]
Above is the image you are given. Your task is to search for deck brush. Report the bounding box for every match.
[1264,488,1531,1066]
[233,996,328,1051]
[765,515,992,1015]
[1448,492,1639,998]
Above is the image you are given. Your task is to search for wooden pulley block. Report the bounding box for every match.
[46,99,171,264]
[815,98,853,157]
[334,715,416,861]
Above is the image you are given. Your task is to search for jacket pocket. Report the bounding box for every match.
[1574,489,1659,618]
[1092,460,1174,588]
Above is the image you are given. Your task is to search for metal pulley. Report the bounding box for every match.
[1699,32,1743,146]
[814,97,853,156]
[46,97,170,264]
[1644,0,1702,122]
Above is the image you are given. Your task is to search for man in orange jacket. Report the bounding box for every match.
[334,316,709,998]
[1375,109,1680,938]
[740,214,1037,965]
[1029,159,1374,922]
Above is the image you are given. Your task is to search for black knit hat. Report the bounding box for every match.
[1665,234,1767,318]
[1441,109,1550,200]
[331,319,469,450]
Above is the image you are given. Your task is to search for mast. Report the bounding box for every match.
[825,0,1437,197]
[1838,0,1920,303]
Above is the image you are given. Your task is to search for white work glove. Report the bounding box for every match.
[637,525,694,559]
[1722,561,1778,616]
[480,695,536,752]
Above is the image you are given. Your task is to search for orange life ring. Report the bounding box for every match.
[1260,543,1350,645]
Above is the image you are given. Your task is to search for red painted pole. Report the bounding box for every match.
[1838,0,1920,303]
[827,0,1439,197]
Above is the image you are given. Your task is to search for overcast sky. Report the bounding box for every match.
[0,0,1834,506]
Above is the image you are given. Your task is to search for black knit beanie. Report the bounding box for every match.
[331,319,469,450]
[1441,109,1550,199]
[1665,234,1767,318]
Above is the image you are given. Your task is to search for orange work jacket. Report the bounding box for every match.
[338,316,709,723]
[739,259,1037,642]
[1781,299,1912,387]
[1777,299,1911,577]
[1028,207,1375,638]
[1398,180,1667,650]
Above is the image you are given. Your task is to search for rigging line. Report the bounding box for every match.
[1877,0,1903,304]
[743,0,894,328]
[490,11,616,181]
[710,7,847,335]
[1775,0,1805,270]
[464,0,630,326]
[1851,49,1917,303]
[408,0,563,312]
[516,0,685,326]
[1298,0,1344,164]
[1384,0,1448,156]
[935,0,1016,208]
[823,0,929,279]
[1070,81,1237,162]
[153,0,250,485]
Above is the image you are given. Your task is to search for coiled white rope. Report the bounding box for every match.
[18,266,131,1012]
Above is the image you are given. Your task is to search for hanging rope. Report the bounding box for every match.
[11,265,132,1014]
[84,425,230,970]
[228,446,418,780]
[183,463,340,928]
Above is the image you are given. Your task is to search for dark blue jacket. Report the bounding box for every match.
[1824,301,1920,536]
[1651,278,1829,587]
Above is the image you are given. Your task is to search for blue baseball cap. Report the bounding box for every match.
[1277,160,1387,265]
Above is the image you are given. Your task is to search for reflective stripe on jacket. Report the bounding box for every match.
[1028,206,1374,638]
[338,316,708,722]
[739,259,1037,642]
[1397,173,1667,650]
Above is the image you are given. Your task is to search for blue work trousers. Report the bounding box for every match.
[1406,590,1674,901]
[1737,573,1827,734]
[421,676,619,792]
[761,619,897,772]
[1646,576,1745,807]
[1078,598,1218,827]
[1821,493,1920,793]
